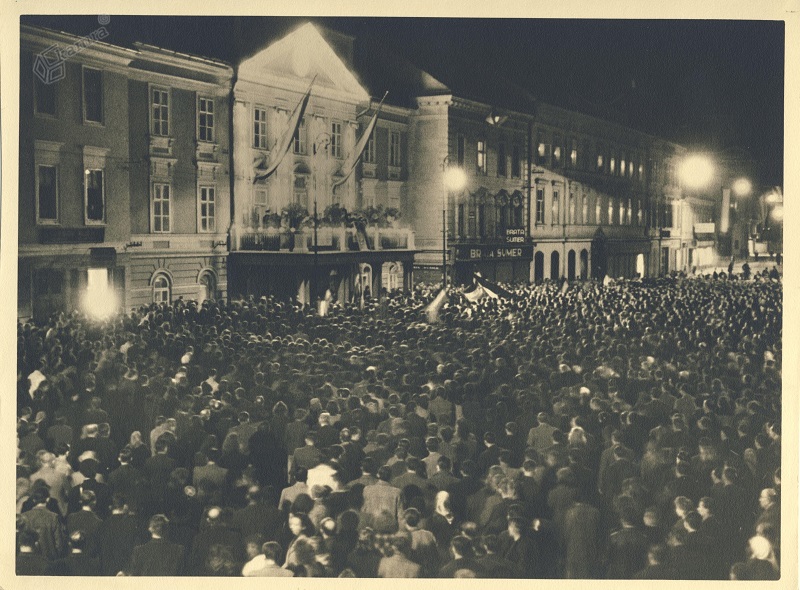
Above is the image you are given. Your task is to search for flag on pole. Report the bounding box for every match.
[253,77,315,183]
[473,273,514,300]
[332,91,388,193]
[318,289,333,317]
[425,288,448,323]
[463,284,486,302]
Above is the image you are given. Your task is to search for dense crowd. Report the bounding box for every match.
[15,271,782,578]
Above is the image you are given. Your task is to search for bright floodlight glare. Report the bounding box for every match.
[771,205,784,221]
[444,166,467,192]
[84,268,118,320]
[732,178,752,197]
[679,154,714,190]
[765,191,781,205]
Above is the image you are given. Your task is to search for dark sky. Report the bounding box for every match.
[22,16,784,186]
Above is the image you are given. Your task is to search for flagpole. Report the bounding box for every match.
[313,132,331,306]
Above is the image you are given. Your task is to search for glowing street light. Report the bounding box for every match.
[771,205,783,221]
[732,177,752,197]
[442,158,467,288]
[678,154,715,190]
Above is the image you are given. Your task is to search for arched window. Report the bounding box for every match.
[153,273,171,304]
[198,270,217,303]
[551,251,560,280]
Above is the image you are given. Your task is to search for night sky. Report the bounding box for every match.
[22,15,785,186]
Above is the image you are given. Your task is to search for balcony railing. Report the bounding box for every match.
[232,226,415,253]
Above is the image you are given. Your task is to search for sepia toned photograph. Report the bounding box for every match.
[4,7,793,583]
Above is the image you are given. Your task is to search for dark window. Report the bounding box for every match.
[83,68,103,123]
[38,165,58,221]
[35,77,57,116]
[85,169,104,222]
[457,135,465,166]
[511,145,521,177]
[457,203,465,237]
[497,143,507,176]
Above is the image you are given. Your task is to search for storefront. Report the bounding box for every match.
[452,243,533,284]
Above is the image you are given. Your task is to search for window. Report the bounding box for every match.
[620,154,627,178]
[85,169,105,224]
[294,174,308,209]
[389,131,401,167]
[497,143,507,176]
[253,107,267,149]
[610,155,616,175]
[151,87,169,136]
[363,128,375,163]
[569,193,576,224]
[609,199,615,224]
[596,146,604,171]
[582,194,589,224]
[637,199,643,225]
[34,77,57,116]
[152,183,171,233]
[639,163,645,181]
[552,189,560,225]
[511,145,521,177]
[153,274,171,304]
[570,139,578,168]
[83,67,103,124]
[199,185,216,232]
[331,121,343,159]
[198,97,214,142]
[537,133,548,166]
[37,165,58,223]
[476,140,486,174]
[293,118,306,155]
[457,203,465,237]
[535,187,545,224]
[457,135,465,166]
[595,198,601,224]
[553,135,562,167]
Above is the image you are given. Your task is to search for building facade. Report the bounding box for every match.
[19,21,728,322]
[19,26,231,321]
[226,23,415,305]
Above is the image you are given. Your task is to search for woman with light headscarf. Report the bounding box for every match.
[730,535,779,580]
[428,491,459,566]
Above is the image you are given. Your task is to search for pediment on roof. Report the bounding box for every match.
[239,22,368,103]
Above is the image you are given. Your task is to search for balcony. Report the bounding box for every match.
[233,226,415,253]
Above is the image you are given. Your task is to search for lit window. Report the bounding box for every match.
[597,150,604,171]
[153,183,171,233]
[552,190,560,225]
[637,200,643,224]
[477,140,486,174]
[151,88,169,136]
[569,193,576,224]
[198,97,214,142]
[570,139,578,168]
[331,121,343,159]
[34,77,57,116]
[620,154,627,177]
[536,188,545,224]
[85,268,116,319]
[639,163,645,180]
[609,199,614,224]
[596,199,601,224]
[389,131,401,167]
[553,136,562,166]
[497,143,507,176]
[37,165,58,223]
[627,199,632,224]
[582,194,589,224]
[85,169,105,224]
[83,67,103,124]
[253,107,267,149]
[610,156,616,175]
[199,185,215,232]
[153,274,171,304]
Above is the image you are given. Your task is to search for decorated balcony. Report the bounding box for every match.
[232,225,414,252]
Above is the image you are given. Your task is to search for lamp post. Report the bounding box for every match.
[313,132,331,305]
[677,153,715,272]
[442,156,467,289]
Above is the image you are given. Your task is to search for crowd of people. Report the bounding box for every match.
[15,270,782,578]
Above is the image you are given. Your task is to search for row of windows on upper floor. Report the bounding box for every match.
[34,69,219,142]
[454,133,680,186]
[35,72,405,170]
[35,163,218,233]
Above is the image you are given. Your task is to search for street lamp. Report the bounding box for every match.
[442,156,467,288]
[678,154,715,191]
[732,177,752,198]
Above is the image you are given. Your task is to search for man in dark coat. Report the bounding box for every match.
[605,505,648,578]
[563,500,601,578]
[128,514,185,576]
[96,494,145,575]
